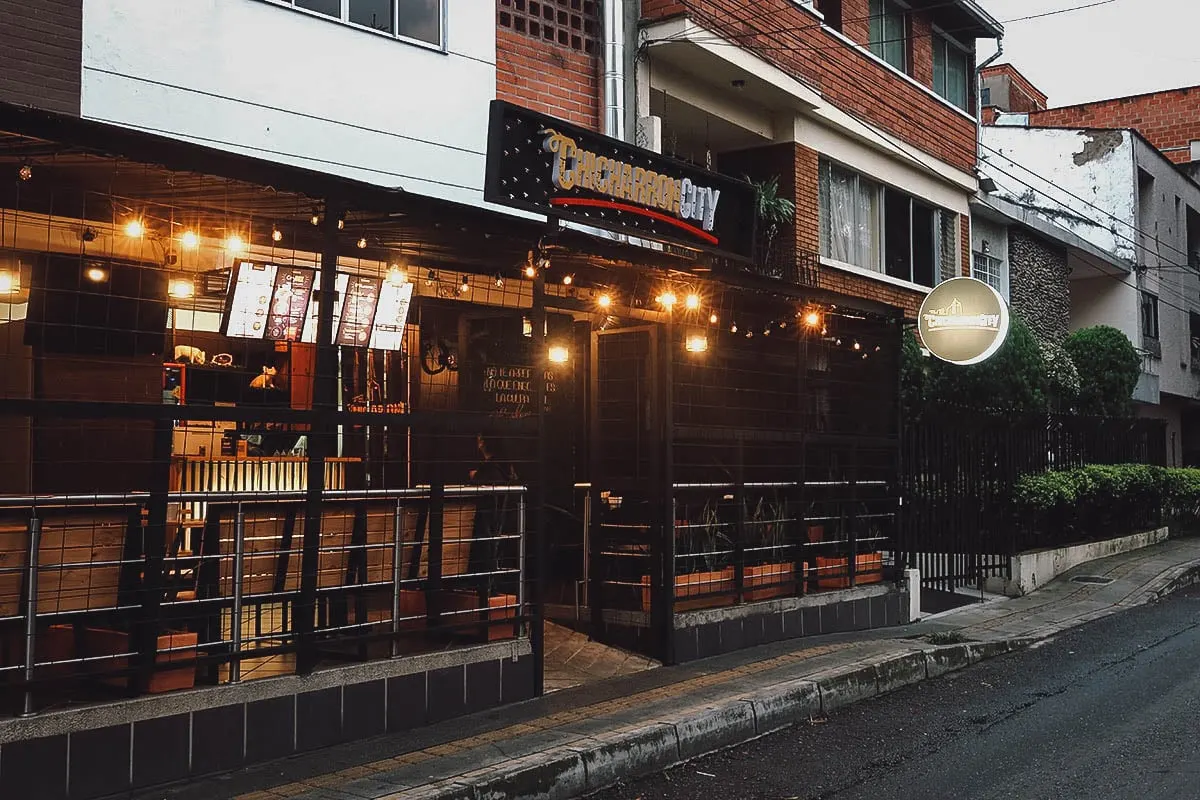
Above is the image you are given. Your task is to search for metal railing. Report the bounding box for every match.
[0,484,526,717]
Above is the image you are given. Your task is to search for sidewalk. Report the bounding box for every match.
[149,537,1200,800]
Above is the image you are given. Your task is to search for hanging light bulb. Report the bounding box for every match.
[272,227,283,243]
[730,322,738,333]
[124,219,145,238]
[597,293,612,310]
[853,341,862,351]
[494,272,504,288]
[85,266,109,283]
[337,218,345,230]
[17,164,32,181]
[685,293,700,311]
[803,309,822,328]
[387,265,407,286]
[425,269,437,286]
[0,270,19,295]
[548,345,570,364]
[226,234,246,254]
[562,273,574,286]
[524,263,537,279]
[357,237,368,249]
[460,275,470,293]
[657,291,677,310]
[310,210,320,226]
[180,230,199,250]
[709,312,719,324]
[168,277,195,300]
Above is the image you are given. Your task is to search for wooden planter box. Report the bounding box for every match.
[82,628,199,694]
[814,553,884,591]
[744,562,798,602]
[641,566,736,612]
[440,591,519,641]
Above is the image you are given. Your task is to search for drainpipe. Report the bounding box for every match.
[603,1,625,140]
[975,37,1004,173]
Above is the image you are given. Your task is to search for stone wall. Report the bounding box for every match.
[1009,228,1070,344]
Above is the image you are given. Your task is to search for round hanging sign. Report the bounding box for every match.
[916,277,1010,366]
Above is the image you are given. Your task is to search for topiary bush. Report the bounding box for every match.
[1064,326,1141,417]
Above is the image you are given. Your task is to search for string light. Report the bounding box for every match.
[272,227,283,243]
[524,263,537,279]
[226,234,246,254]
[180,230,199,250]
[685,293,700,310]
[562,273,574,286]
[460,275,470,293]
[17,164,32,181]
[168,277,195,300]
[657,291,677,310]
[337,218,345,230]
[709,312,719,324]
[494,272,504,287]
[548,345,569,364]
[730,323,738,333]
[425,269,437,286]
[357,237,368,249]
[124,219,145,238]
[853,341,861,351]
[85,266,108,283]
[310,210,320,226]
[0,270,18,295]
[803,309,822,328]
[597,293,612,310]
[386,265,407,286]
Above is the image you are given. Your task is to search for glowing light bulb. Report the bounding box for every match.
[272,228,283,243]
[226,234,246,254]
[562,274,573,286]
[180,230,199,250]
[460,275,470,293]
[17,164,32,181]
[0,270,17,295]
[548,345,569,364]
[387,265,407,286]
[658,291,677,310]
[685,334,708,353]
[853,341,861,351]
[685,293,700,311]
[803,310,821,328]
[597,293,612,310]
[310,213,320,226]
[710,313,719,324]
[168,278,195,300]
[124,219,145,238]
[524,264,537,279]
[85,266,108,283]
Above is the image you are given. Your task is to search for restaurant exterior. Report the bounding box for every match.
[0,98,907,798]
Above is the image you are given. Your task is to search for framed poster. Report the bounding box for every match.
[336,276,382,347]
[265,266,316,342]
[369,280,415,352]
[222,261,277,339]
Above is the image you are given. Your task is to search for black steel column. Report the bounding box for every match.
[297,200,344,674]
[133,416,174,693]
[656,318,675,665]
[531,267,547,694]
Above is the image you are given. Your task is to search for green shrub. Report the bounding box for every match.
[1064,326,1141,417]
[926,316,1048,414]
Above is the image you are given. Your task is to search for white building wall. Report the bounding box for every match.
[81,0,496,206]
[982,127,1137,262]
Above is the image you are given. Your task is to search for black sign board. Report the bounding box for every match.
[266,266,315,342]
[484,100,757,261]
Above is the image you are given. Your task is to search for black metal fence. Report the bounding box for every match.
[898,413,1168,592]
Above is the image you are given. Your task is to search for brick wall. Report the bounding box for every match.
[1028,86,1200,164]
[0,0,81,115]
[908,13,934,89]
[980,64,1048,112]
[641,0,978,173]
[840,0,871,47]
[496,28,600,131]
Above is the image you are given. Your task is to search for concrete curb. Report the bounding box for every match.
[393,563,1200,800]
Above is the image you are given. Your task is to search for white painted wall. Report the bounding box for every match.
[81,0,496,206]
[1068,270,1139,342]
[982,127,1137,261]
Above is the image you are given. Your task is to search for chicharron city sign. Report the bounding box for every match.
[917,276,1011,366]
[483,100,757,261]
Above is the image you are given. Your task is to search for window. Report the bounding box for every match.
[981,86,991,106]
[972,251,1007,299]
[1190,313,1200,370]
[498,0,599,54]
[1141,291,1160,341]
[814,0,843,31]
[932,33,971,111]
[282,0,442,46]
[819,160,948,287]
[869,0,907,72]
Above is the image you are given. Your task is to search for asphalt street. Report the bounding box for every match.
[596,584,1200,800]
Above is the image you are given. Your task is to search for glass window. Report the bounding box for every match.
[972,251,1007,298]
[869,0,906,72]
[396,0,441,44]
[349,0,394,31]
[933,34,971,111]
[296,0,341,17]
[1141,292,1160,340]
[820,161,881,271]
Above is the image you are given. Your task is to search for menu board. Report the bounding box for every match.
[223,261,278,339]
[336,276,382,346]
[265,267,316,342]
[369,280,414,352]
[301,272,351,344]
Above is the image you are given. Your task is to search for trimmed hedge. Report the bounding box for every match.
[1014,464,1200,540]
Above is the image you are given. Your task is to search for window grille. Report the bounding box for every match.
[498,0,599,54]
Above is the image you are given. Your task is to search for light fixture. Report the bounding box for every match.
[562,273,573,286]
[685,293,700,311]
[494,272,504,288]
[657,291,677,310]
[803,309,822,328]
[0,269,18,295]
[548,345,570,364]
[709,312,719,324]
[460,275,470,293]
[17,164,32,181]
[310,211,320,226]
[853,341,862,351]
[226,234,246,254]
[730,322,738,333]
[981,240,991,255]
[685,333,709,353]
[425,269,437,286]
[524,263,537,279]
[386,265,407,286]
[779,320,787,329]
[357,237,368,249]
[81,227,98,243]
[180,230,199,250]
[745,329,753,338]
[272,227,283,243]
[338,218,345,230]
[85,266,108,283]
[168,277,195,300]
[124,219,145,238]
[597,293,612,310]
[763,327,771,336]
[523,317,533,337]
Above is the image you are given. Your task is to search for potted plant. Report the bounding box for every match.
[744,494,797,601]
[748,175,797,278]
[642,498,735,611]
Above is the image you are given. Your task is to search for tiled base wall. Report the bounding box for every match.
[0,653,536,800]
[673,590,907,663]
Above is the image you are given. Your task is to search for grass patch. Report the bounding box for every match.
[924,631,969,645]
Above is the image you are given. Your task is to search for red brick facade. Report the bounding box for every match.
[1027,86,1200,165]
[641,0,977,173]
[496,28,600,131]
[980,64,1047,114]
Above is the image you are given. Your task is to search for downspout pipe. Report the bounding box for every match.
[976,37,1004,173]
[603,1,625,140]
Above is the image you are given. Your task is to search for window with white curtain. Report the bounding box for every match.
[819,161,882,271]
